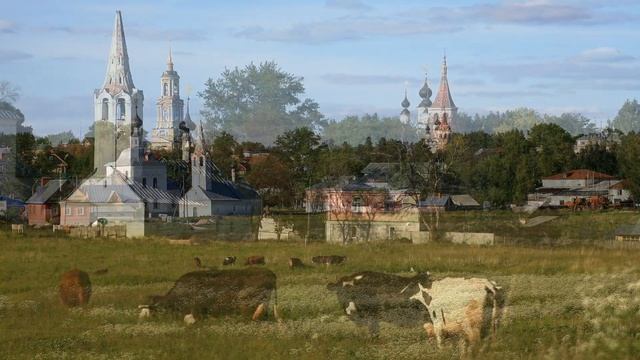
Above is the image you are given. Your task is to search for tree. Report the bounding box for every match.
[528,123,575,177]
[0,81,19,104]
[209,131,239,178]
[274,127,321,205]
[611,99,640,134]
[322,113,420,145]
[199,62,323,144]
[544,113,596,136]
[245,154,293,207]
[575,144,618,176]
[617,132,640,200]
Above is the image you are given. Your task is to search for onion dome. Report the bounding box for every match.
[401,95,410,109]
[418,74,433,108]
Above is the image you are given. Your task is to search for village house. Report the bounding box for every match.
[26,179,74,225]
[528,169,633,208]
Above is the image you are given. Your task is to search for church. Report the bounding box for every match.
[59,11,261,237]
[401,56,457,152]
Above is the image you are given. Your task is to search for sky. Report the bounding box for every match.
[1,0,639,136]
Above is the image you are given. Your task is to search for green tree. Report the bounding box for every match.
[611,99,640,134]
[528,123,575,177]
[575,144,618,175]
[617,132,640,200]
[274,127,321,204]
[210,131,240,178]
[199,62,323,144]
[544,113,596,136]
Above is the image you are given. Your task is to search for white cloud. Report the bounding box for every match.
[0,19,17,33]
[571,47,636,63]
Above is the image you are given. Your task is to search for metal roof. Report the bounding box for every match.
[26,179,69,204]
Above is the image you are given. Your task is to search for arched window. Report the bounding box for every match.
[199,156,204,167]
[101,99,109,120]
[163,83,168,96]
[116,98,126,120]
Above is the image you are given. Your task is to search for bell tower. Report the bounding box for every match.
[150,48,184,150]
[93,11,144,176]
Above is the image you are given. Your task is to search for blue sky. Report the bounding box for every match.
[1,0,639,136]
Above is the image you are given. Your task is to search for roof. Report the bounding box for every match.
[65,172,178,205]
[0,196,25,207]
[431,57,456,109]
[26,179,70,204]
[419,195,452,207]
[543,169,615,181]
[0,109,22,121]
[101,11,135,94]
[451,194,480,207]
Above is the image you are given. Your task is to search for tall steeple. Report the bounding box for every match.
[102,10,135,94]
[167,47,174,71]
[150,47,184,150]
[432,55,456,110]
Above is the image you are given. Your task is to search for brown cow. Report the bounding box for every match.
[223,256,237,266]
[288,257,304,269]
[245,256,265,265]
[59,269,92,307]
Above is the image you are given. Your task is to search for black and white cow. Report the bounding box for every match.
[327,271,432,334]
[139,268,278,324]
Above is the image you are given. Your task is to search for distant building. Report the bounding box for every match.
[179,123,262,218]
[574,132,620,154]
[26,179,74,225]
[417,56,456,152]
[149,49,195,150]
[529,169,633,207]
[615,220,640,242]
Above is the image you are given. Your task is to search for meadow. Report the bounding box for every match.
[1,229,640,359]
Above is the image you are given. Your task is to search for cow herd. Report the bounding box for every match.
[58,254,505,351]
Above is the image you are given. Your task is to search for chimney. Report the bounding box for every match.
[231,168,236,183]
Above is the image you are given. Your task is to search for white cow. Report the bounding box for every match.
[410,277,504,350]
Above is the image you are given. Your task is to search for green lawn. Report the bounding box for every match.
[1,229,640,359]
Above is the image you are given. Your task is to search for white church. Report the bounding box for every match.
[59,11,261,238]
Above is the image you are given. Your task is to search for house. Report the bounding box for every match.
[0,195,25,218]
[528,169,633,207]
[59,171,178,237]
[179,123,261,218]
[419,195,455,212]
[26,179,74,225]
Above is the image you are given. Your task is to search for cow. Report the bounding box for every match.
[138,268,278,324]
[245,256,265,265]
[288,257,304,269]
[223,256,236,266]
[11,224,24,234]
[312,255,346,266]
[59,269,92,307]
[327,271,432,335]
[409,277,505,351]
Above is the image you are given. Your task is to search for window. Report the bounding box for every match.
[116,98,126,120]
[142,178,147,187]
[77,207,84,216]
[163,83,168,96]
[65,207,72,216]
[199,157,204,167]
[153,201,158,209]
[153,178,158,189]
[101,99,109,120]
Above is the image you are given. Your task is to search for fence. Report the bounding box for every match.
[69,225,127,239]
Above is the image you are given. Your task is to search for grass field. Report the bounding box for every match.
[1,229,640,359]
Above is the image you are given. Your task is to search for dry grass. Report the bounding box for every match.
[1,229,640,359]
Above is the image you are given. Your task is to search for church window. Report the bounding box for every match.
[163,83,168,96]
[142,178,147,187]
[116,98,126,120]
[199,157,204,167]
[101,99,109,120]
[152,177,158,189]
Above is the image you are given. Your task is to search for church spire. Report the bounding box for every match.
[167,47,174,71]
[102,11,135,94]
[432,55,456,109]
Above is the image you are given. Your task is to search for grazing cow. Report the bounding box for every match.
[223,256,236,266]
[139,268,278,324]
[288,257,304,269]
[245,256,265,265]
[312,255,346,266]
[409,277,505,350]
[327,271,432,334]
[59,269,92,307]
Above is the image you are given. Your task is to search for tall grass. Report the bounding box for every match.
[1,230,640,359]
